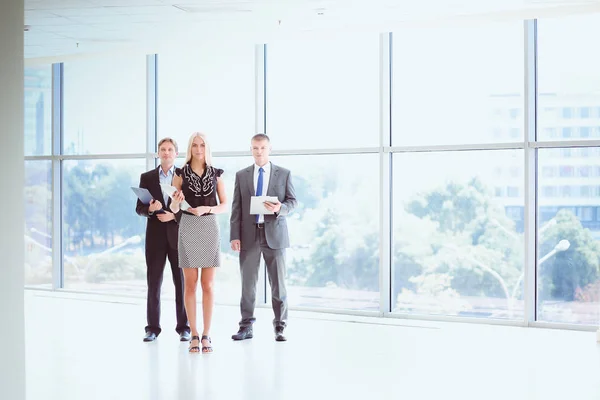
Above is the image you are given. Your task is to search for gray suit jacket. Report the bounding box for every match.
[230,163,297,250]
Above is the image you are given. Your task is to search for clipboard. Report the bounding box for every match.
[131,187,153,204]
[250,196,279,215]
[131,187,167,213]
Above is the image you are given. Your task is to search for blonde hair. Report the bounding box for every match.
[185,132,213,166]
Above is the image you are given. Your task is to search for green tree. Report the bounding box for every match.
[404,177,522,300]
[301,207,379,291]
[305,209,341,287]
[397,178,600,315]
[63,161,94,252]
[539,209,600,301]
[63,161,143,254]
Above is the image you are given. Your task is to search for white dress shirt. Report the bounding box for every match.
[253,162,271,223]
[158,165,175,205]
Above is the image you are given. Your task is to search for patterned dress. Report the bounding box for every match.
[176,164,224,269]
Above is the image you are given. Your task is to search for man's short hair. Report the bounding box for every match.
[251,133,270,142]
[158,137,178,153]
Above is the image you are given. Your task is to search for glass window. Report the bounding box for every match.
[506,206,523,221]
[580,186,592,197]
[63,55,146,155]
[24,66,52,156]
[561,127,572,138]
[580,147,590,157]
[538,149,600,325]
[158,44,255,152]
[578,166,591,177]
[580,127,590,138]
[581,207,595,222]
[269,154,380,310]
[542,186,557,197]
[392,22,523,145]
[507,186,520,197]
[63,159,147,294]
[392,150,524,319]
[542,166,556,177]
[561,186,573,197]
[25,160,52,288]
[544,128,556,138]
[205,154,380,311]
[509,128,521,139]
[267,35,379,149]
[559,166,574,177]
[538,15,600,141]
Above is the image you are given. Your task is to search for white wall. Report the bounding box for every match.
[0,0,26,398]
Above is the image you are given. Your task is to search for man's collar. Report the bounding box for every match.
[254,162,271,171]
[159,164,174,176]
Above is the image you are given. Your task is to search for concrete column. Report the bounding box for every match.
[0,0,26,398]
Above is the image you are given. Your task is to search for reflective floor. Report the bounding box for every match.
[25,290,600,400]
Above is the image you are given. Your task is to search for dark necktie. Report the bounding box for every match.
[255,167,264,223]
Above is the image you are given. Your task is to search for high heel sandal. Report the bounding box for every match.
[189,335,200,353]
[201,335,213,353]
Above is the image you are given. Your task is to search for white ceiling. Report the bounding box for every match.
[24,0,600,59]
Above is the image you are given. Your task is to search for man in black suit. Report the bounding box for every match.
[136,137,190,342]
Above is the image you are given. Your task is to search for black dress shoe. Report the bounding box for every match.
[143,332,157,342]
[179,331,191,342]
[275,327,287,342]
[231,326,253,341]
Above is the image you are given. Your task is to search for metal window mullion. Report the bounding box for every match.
[532,139,600,148]
[256,43,267,304]
[390,142,525,153]
[146,54,158,170]
[51,63,64,289]
[524,19,538,325]
[380,32,392,315]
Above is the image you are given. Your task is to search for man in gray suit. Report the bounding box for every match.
[230,134,297,342]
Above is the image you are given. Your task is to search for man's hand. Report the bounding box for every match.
[149,199,162,213]
[231,240,241,252]
[264,200,281,213]
[157,211,175,223]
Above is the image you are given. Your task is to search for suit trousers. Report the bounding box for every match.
[145,238,189,335]
[239,225,288,329]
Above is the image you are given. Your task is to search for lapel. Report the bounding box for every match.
[148,167,163,206]
[245,165,255,196]
[266,164,279,196]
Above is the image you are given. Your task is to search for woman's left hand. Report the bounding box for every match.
[190,206,211,216]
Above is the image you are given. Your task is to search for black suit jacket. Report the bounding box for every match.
[135,167,179,251]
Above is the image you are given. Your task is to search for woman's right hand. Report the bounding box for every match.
[171,190,185,206]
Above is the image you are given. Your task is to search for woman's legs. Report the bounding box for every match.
[200,267,216,351]
[182,268,200,352]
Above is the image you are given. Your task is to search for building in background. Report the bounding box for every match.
[493,92,600,237]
